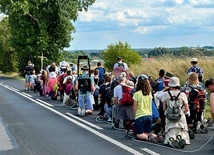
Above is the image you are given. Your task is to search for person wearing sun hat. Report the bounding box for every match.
[161,77,190,148]
[187,58,204,83]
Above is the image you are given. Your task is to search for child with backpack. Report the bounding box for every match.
[162,77,190,148]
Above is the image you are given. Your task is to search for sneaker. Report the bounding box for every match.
[176,135,186,149]
[168,137,180,149]
[81,108,86,116]
[113,122,119,128]
[107,118,112,123]
[78,107,82,116]
[188,128,195,139]
[196,121,202,133]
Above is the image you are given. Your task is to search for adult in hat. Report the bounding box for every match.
[75,65,94,116]
[162,76,190,147]
[187,58,204,82]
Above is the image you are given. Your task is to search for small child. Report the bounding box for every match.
[29,70,37,92]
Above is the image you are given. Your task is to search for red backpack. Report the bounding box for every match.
[119,85,134,105]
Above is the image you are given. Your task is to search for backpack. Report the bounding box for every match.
[166,91,182,122]
[65,83,73,95]
[188,86,206,111]
[25,65,34,75]
[117,62,125,70]
[105,79,119,104]
[53,82,59,92]
[119,85,133,105]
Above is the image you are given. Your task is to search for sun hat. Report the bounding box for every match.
[168,77,180,87]
[81,66,89,70]
[49,72,56,78]
[165,72,174,79]
[191,58,198,63]
[61,61,68,68]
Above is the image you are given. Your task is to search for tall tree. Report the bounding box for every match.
[0,0,95,74]
[0,17,16,73]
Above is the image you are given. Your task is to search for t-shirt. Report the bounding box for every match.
[113,85,123,101]
[133,91,152,119]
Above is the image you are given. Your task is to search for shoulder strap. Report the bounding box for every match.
[176,92,181,100]
[168,91,173,100]
[168,91,181,101]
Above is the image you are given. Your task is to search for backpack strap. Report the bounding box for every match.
[168,91,181,101]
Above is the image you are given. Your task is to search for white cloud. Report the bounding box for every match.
[69,0,214,50]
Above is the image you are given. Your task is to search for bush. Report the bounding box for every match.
[103,41,142,71]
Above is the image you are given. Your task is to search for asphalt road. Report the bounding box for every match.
[0,76,213,155]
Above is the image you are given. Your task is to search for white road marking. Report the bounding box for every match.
[140,148,160,155]
[66,112,103,130]
[36,99,53,107]
[1,84,145,155]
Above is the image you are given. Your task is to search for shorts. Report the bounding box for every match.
[135,115,152,134]
[25,74,31,82]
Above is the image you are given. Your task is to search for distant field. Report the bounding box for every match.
[129,56,214,85]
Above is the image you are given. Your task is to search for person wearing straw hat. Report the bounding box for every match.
[187,58,204,83]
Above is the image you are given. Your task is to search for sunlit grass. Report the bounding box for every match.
[130,56,214,119]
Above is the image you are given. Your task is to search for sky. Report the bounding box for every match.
[67,0,214,50]
[0,1,214,50]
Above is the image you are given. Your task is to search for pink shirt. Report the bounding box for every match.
[48,78,57,92]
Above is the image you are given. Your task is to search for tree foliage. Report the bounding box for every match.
[103,41,142,71]
[0,0,95,75]
[148,46,214,57]
[0,17,17,73]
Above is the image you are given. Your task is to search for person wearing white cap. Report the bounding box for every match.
[187,58,204,82]
[161,77,190,148]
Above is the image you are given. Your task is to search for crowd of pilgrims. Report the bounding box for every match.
[24,57,212,149]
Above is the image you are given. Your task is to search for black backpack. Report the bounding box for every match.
[105,79,119,104]
[117,62,125,69]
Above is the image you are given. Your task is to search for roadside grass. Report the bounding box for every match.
[0,72,24,80]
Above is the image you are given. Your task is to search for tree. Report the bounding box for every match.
[0,17,17,73]
[103,41,142,71]
[0,0,95,75]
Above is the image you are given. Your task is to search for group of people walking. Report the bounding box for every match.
[24,57,213,149]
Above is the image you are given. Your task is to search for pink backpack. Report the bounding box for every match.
[65,83,73,95]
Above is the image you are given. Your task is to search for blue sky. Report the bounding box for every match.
[67,0,214,50]
[1,1,214,50]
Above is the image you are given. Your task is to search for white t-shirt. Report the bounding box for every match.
[113,61,129,71]
[114,85,123,101]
